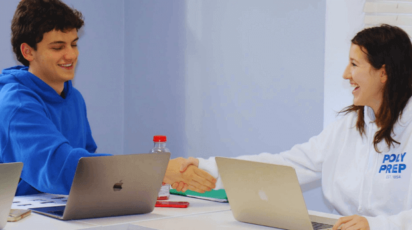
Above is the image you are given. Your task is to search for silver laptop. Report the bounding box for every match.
[30,153,170,220]
[216,157,338,230]
[0,162,23,229]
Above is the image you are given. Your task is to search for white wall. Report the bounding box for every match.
[66,0,125,155]
[123,0,326,158]
[123,0,329,212]
[183,0,325,159]
[1,0,332,213]
[0,1,19,69]
[123,0,187,156]
[324,0,365,127]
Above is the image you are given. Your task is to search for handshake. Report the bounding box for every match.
[163,157,216,193]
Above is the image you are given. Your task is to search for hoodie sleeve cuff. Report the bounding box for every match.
[365,215,398,230]
[198,157,224,189]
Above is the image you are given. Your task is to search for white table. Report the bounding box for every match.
[4,195,340,230]
[4,195,230,230]
[134,209,341,230]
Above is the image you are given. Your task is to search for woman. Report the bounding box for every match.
[173,24,412,230]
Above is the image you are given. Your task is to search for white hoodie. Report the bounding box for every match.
[198,99,412,230]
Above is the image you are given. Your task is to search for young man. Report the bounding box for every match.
[0,0,215,196]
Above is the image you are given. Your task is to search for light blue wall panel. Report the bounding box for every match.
[0,1,20,70]
[123,0,328,212]
[124,0,187,156]
[183,0,325,159]
[123,0,325,161]
[64,0,125,155]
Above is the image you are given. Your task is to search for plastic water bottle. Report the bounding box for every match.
[150,135,170,200]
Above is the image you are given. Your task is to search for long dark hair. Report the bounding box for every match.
[341,24,412,152]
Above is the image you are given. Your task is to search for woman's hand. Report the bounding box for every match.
[164,157,214,193]
[170,157,200,192]
[333,215,370,230]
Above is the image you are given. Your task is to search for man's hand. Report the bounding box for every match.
[333,215,370,230]
[170,157,199,192]
[164,157,216,193]
[178,157,199,171]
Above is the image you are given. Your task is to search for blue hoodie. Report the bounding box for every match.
[0,66,111,195]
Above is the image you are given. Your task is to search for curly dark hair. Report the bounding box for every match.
[11,0,84,66]
[341,24,412,152]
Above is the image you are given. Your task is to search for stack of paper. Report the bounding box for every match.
[12,193,67,209]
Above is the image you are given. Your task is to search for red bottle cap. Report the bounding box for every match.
[153,135,167,142]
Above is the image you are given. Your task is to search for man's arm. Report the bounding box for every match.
[1,88,110,195]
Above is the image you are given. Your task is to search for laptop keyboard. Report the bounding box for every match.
[312,221,333,230]
[46,209,64,217]
[31,206,65,217]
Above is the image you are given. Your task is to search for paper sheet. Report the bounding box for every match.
[12,193,68,209]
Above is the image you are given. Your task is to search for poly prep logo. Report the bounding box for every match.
[379,152,407,179]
